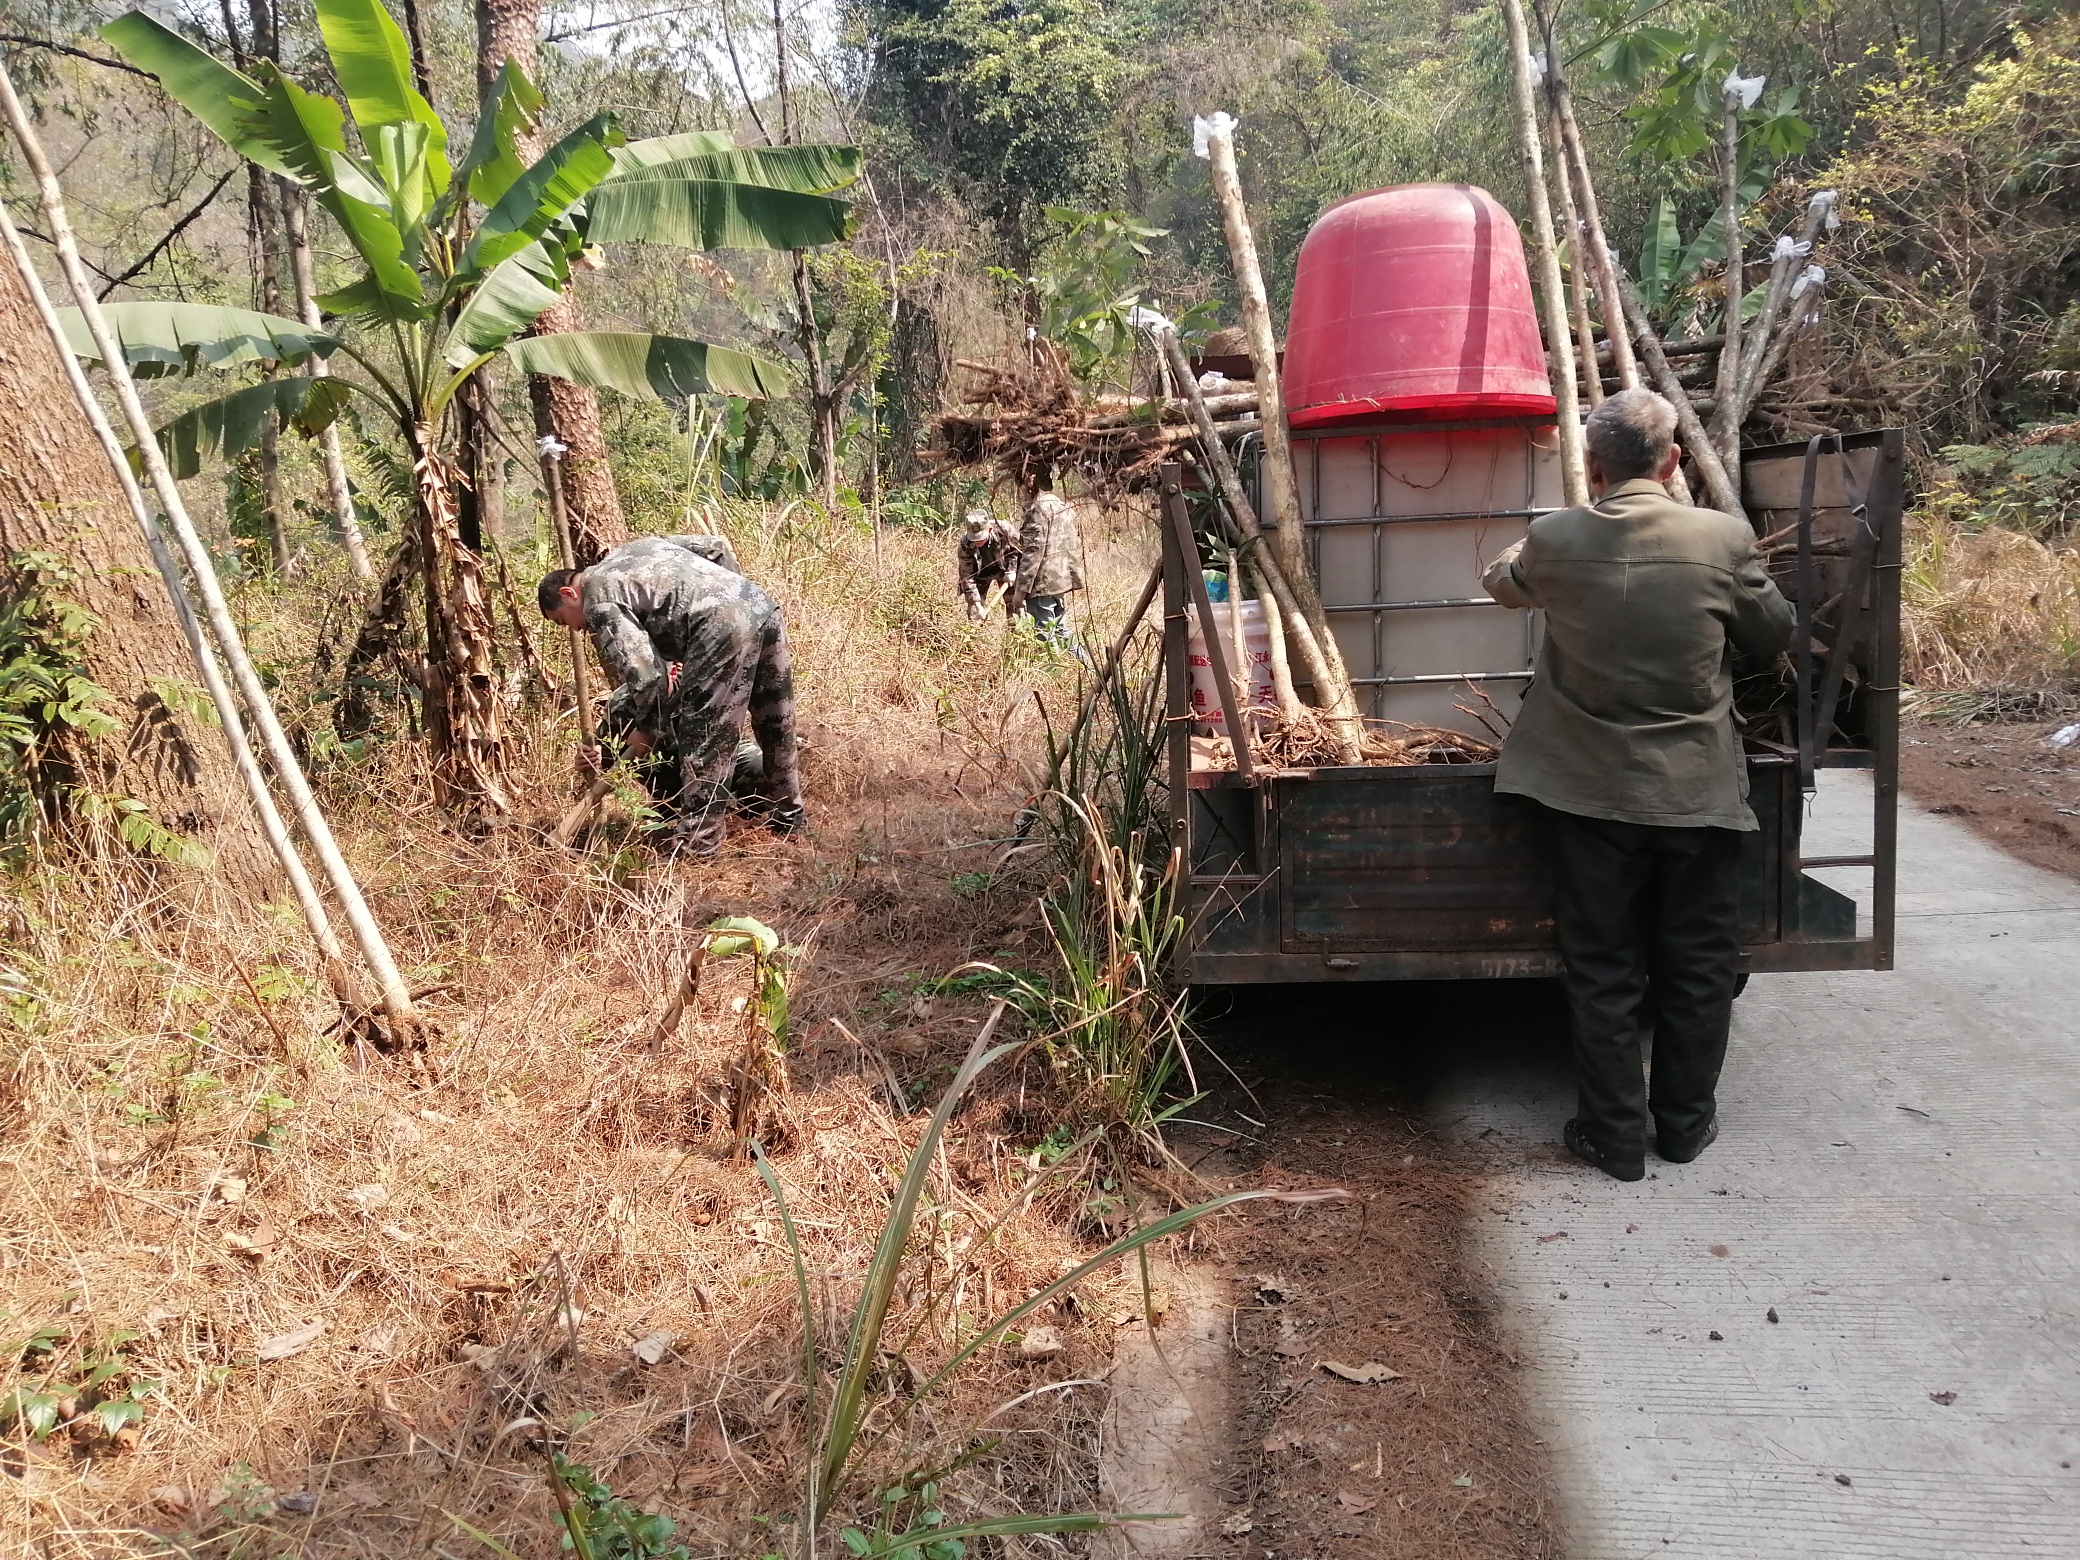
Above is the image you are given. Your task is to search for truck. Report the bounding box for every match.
[1163,417,1904,986]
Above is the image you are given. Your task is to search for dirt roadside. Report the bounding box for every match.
[1155,985,1567,1560]
[1899,716,2080,882]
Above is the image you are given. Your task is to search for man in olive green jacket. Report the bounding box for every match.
[1483,389,1794,1182]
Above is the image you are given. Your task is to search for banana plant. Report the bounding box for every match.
[77,0,859,815]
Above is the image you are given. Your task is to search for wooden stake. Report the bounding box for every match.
[1547,98,1602,406]
[1710,88,1745,487]
[1196,118,1366,763]
[1500,0,1588,507]
[1731,191,1835,422]
[0,59,426,1045]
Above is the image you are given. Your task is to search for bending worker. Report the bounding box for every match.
[1483,389,1793,1183]
[538,534,804,856]
[956,508,1020,621]
[1007,467,1084,642]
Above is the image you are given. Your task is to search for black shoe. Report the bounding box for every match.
[1657,1116,1719,1164]
[1564,1118,1645,1182]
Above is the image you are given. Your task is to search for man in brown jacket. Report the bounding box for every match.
[1483,389,1794,1182]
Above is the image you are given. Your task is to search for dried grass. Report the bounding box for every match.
[0,514,1165,1555]
[1196,709,1498,772]
[1902,513,2080,692]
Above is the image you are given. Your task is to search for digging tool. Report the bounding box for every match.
[542,433,617,847]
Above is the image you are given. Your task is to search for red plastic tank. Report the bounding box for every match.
[1282,183,1555,428]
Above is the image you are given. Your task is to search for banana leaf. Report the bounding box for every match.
[241,65,423,314]
[367,121,434,249]
[464,113,622,276]
[611,136,861,194]
[312,0,450,195]
[446,238,570,362]
[582,177,851,253]
[1638,195,1682,316]
[60,301,338,378]
[154,377,352,479]
[455,60,544,211]
[99,12,295,179]
[502,332,790,400]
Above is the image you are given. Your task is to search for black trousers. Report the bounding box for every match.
[1544,806,1744,1162]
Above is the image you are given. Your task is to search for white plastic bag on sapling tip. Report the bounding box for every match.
[1192,112,1237,159]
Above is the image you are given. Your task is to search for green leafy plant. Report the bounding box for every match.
[1939,433,2080,538]
[549,1454,691,1560]
[747,1010,1323,1556]
[974,638,1194,1154]
[705,914,796,1047]
[0,549,201,865]
[0,1320,158,1446]
[991,208,1216,388]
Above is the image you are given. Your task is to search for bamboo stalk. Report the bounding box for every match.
[1196,118,1365,764]
[0,60,426,1044]
[1710,88,1744,486]
[0,193,371,1027]
[1156,325,1351,755]
[1500,0,1588,507]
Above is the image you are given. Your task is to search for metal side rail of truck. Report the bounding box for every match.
[1163,420,1904,985]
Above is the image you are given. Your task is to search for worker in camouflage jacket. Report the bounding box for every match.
[538,535,804,856]
[1007,469,1085,642]
[955,509,1020,620]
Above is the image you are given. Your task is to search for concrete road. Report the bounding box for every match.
[1437,776,2080,1558]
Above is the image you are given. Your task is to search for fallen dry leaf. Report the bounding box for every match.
[150,1485,194,1516]
[1929,1390,1957,1405]
[378,1224,415,1244]
[1336,1490,1378,1514]
[1220,1513,1254,1536]
[1018,1325,1063,1358]
[1709,1244,1731,1258]
[1537,1231,1569,1243]
[255,1318,327,1362]
[211,1176,247,1205]
[1321,1359,1403,1385]
[1272,1337,1307,1358]
[632,1330,676,1366]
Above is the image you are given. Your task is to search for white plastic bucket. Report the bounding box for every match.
[1187,599,1274,736]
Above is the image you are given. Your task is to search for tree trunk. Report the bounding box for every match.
[0,250,260,869]
[411,426,510,817]
[478,0,628,566]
